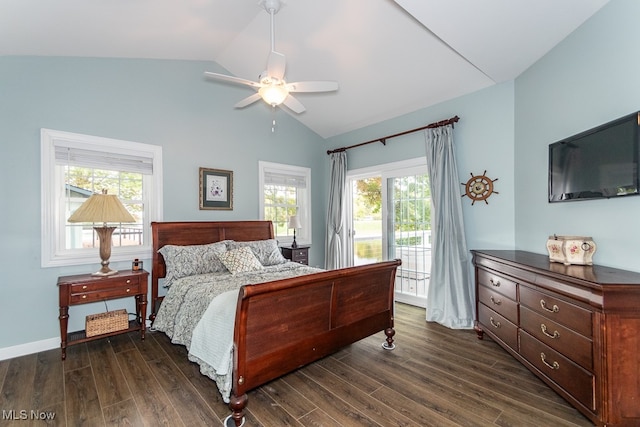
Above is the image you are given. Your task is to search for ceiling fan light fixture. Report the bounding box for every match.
[203,0,336,115]
[259,84,289,106]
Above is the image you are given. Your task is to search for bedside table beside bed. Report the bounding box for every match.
[57,269,149,360]
[280,245,310,265]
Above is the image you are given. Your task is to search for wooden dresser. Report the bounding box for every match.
[472,250,640,427]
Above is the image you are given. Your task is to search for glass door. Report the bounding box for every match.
[347,162,431,307]
[385,168,431,308]
[347,174,383,266]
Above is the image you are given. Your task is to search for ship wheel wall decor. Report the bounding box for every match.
[462,170,498,205]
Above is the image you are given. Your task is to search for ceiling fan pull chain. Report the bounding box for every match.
[271,106,277,133]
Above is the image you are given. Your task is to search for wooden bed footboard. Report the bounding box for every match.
[227,259,401,426]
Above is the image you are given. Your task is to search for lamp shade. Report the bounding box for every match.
[288,215,302,229]
[259,84,289,106]
[68,190,135,224]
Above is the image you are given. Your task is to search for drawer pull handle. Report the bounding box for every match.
[126,279,131,284]
[126,288,131,293]
[82,295,87,299]
[490,296,502,305]
[540,352,560,370]
[82,285,87,290]
[489,278,500,287]
[540,299,559,313]
[541,324,560,339]
[489,317,501,328]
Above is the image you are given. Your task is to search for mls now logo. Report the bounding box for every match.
[2,410,56,420]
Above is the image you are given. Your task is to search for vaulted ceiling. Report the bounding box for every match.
[1,0,610,138]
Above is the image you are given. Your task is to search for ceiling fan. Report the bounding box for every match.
[204,0,338,114]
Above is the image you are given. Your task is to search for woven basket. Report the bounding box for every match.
[86,309,129,337]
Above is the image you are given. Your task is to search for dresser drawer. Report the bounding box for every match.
[520,306,592,370]
[70,276,142,304]
[519,286,592,337]
[478,284,518,324]
[477,269,517,300]
[519,331,595,411]
[478,303,518,350]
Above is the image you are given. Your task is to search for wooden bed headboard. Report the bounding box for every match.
[149,221,275,318]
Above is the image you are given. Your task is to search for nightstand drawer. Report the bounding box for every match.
[69,276,142,303]
[291,249,307,259]
[281,246,310,265]
[70,284,141,303]
[291,252,308,263]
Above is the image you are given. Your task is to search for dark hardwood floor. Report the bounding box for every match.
[0,303,592,426]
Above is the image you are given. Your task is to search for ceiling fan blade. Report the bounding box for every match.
[286,81,339,93]
[267,51,286,80]
[282,94,306,114]
[204,72,262,88]
[234,93,262,109]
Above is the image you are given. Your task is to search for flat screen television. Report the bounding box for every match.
[548,111,640,202]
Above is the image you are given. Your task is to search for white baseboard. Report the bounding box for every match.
[0,338,59,361]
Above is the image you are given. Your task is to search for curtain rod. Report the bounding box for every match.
[326,115,460,155]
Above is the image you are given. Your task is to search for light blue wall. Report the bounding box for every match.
[514,0,640,270]
[0,57,327,350]
[325,81,517,254]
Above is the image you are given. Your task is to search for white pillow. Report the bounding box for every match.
[217,246,264,274]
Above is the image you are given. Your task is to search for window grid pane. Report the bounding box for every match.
[64,165,144,250]
[264,184,298,238]
[391,173,432,301]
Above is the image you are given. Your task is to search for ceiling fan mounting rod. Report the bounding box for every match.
[260,0,282,52]
[270,8,276,52]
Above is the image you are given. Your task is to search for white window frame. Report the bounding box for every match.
[258,161,312,246]
[41,129,163,268]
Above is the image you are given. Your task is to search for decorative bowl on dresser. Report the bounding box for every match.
[472,250,640,427]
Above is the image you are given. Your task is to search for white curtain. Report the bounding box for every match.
[325,151,347,269]
[424,125,475,329]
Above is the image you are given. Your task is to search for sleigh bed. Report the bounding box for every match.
[150,221,401,426]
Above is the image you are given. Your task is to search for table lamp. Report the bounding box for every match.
[288,215,302,248]
[68,189,136,276]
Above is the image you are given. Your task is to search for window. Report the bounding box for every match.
[41,129,163,267]
[259,161,311,246]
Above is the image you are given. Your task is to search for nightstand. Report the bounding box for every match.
[57,269,149,360]
[281,245,310,265]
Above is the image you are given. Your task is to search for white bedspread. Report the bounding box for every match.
[189,289,239,397]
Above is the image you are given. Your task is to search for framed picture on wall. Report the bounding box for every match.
[199,167,233,210]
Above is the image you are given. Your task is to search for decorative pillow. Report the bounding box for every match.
[158,241,230,287]
[227,239,288,266]
[217,246,264,274]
